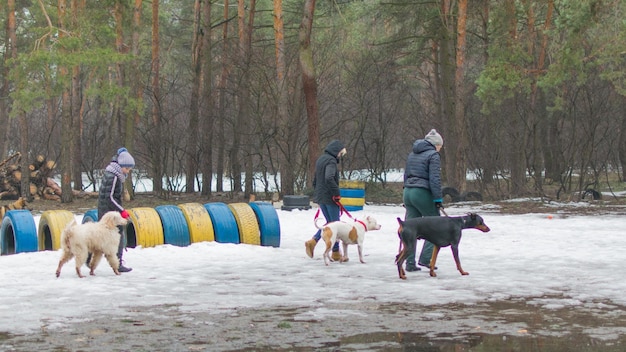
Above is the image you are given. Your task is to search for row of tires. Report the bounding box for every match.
[0,201,280,256]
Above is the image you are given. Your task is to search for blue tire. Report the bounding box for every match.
[340,188,365,198]
[249,202,281,247]
[204,203,240,244]
[82,209,99,223]
[0,210,38,255]
[155,205,191,247]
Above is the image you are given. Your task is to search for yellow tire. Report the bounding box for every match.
[339,180,365,189]
[339,197,366,207]
[127,207,164,248]
[178,203,215,243]
[228,203,260,245]
[38,210,75,251]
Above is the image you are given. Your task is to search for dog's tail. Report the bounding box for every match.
[395,217,405,264]
[60,220,78,248]
[314,217,326,230]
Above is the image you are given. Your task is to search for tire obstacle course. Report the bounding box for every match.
[339,180,366,211]
[0,201,281,256]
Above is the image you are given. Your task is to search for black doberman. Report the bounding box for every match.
[395,213,490,280]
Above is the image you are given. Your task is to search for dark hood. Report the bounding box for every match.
[324,140,345,159]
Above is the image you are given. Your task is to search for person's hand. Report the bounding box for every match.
[332,195,341,204]
[120,210,130,219]
[435,202,444,210]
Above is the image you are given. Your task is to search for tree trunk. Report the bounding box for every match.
[150,0,163,194]
[70,1,83,192]
[274,0,294,195]
[58,0,73,203]
[215,0,230,193]
[200,0,214,197]
[187,0,202,194]
[0,0,16,159]
[300,0,319,188]
[438,0,456,188]
[620,97,626,181]
[453,0,468,192]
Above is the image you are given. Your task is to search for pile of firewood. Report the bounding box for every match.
[0,153,96,201]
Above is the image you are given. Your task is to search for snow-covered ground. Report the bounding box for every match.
[1,201,625,335]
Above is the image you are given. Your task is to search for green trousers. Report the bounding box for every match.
[402,187,439,266]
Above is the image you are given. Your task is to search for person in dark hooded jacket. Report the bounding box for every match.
[305,140,347,261]
[403,129,444,272]
[97,147,135,273]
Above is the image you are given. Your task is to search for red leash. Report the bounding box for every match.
[313,200,366,230]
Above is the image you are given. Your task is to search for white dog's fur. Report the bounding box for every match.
[55,211,128,278]
[315,216,381,265]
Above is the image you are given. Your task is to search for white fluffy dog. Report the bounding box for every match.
[55,211,128,278]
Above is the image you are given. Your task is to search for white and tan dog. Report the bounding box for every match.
[55,211,128,278]
[315,216,381,265]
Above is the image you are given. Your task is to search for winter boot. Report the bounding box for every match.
[117,232,132,273]
[405,253,421,272]
[305,239,317,258]
[118,262,133,273]
[331,250,342,262]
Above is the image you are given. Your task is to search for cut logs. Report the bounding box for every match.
[0,153,96,201]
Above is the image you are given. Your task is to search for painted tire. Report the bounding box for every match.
[155,205,191,247]
[281,195,311,211]
[282,195,310,206]
[442,187,461,202]
[204,203,239,244]
[0,210,37,255]
[38,210,75,251]
[126,207,164,248]
[82,209,99,223]
[340,188,365,198]
[339,180,366,212]
[249,202,281,247]
[178,203,215,243]
[228,203,261,245]
[339,180,365,189]
[340,197,366,207]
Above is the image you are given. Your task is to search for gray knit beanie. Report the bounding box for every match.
[117,147,135,168]
[424,129,443,146]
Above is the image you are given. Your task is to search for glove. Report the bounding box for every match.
[435,202,444,210]
[332,195,341,204]
[120,210,130,219]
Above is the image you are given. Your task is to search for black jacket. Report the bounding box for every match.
[313,140,345,204]
[97,162,125,219]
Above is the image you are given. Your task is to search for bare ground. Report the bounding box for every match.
[1,296,625,351]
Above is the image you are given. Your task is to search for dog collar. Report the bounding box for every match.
[355,219,367,231]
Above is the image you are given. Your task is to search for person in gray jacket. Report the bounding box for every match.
[402,129,444,272]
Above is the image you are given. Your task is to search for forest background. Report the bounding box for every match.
[1,0,625,205]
